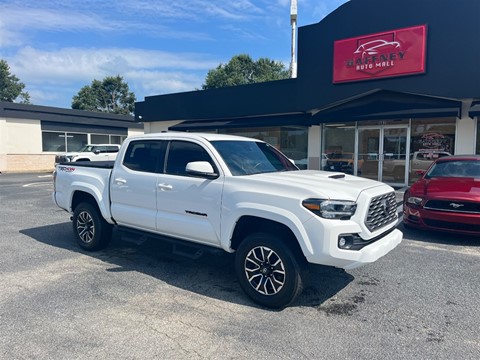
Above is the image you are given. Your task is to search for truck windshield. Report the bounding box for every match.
[211,140,299,176]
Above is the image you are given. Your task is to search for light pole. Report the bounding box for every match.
[290,0,298,78]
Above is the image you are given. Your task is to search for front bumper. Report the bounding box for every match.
[403,204,480,235]
[302,216,402,270]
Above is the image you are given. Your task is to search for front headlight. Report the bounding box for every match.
[406,196,423,206]
[302,199,357,220]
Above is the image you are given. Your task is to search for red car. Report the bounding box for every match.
[403,155,480,236]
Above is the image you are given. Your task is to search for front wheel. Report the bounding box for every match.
[72,202,112,251]
[235,233,305,309]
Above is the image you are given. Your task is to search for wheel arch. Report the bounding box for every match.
[72,191,99,213]
[230,216,307,263]
[70,187,113,224]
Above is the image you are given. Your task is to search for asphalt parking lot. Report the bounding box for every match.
[1,172,479,359]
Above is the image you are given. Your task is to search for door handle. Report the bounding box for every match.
[158,183,173,191]
[114,178,127,185]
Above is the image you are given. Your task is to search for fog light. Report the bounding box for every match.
[338,235,353,249]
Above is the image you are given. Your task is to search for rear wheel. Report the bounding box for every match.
[72,202,112,251]
[235,233,305,309]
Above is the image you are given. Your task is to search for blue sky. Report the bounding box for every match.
[0,0,348,109]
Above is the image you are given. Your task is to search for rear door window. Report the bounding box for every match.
[123,140,167,173]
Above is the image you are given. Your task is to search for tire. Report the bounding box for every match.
[235,232,305,309]
[72,202,112,251]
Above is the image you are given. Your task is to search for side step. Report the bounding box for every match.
[172,244,204,260]
[117,225,209,260]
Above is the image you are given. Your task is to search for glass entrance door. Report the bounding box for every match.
[357,126,409,186]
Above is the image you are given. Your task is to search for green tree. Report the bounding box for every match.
[202,54,290,90]
[72,75,136,115]
[0,59,31,103]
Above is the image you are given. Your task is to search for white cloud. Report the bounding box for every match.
[5,46,220,106]
[128,70,205,95]
[8,47,218,83]
[0,4,116,32]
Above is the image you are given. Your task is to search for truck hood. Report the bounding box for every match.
[248,170,389,201]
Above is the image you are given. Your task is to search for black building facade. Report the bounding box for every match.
[135,0,480,186]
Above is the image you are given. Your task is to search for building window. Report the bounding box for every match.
[111,135,126,144]
[42,131,126,152]
[322,124,356,173]
[42,131,88,152]
[91,134,110,144]
[410,118,456,155]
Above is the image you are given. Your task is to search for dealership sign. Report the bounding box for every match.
[333,25,427,83]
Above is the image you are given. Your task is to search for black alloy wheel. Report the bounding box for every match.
[72,202,112,251]
[235,232,305,309]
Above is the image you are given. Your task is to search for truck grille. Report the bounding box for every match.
[424,200,480,214]
[365,192,398,232]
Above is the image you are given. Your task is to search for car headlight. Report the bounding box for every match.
[406,196,423,206]
[302,199,357,220]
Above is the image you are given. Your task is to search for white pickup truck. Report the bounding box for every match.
[53,132,402,308]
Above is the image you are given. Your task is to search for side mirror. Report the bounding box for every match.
[185,161,219,179]
[94,149,101,154]
[415,170,426,177]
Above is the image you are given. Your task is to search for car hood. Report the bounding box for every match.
[245,170,390,201]
[416,178,480,201]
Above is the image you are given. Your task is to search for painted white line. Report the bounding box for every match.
[23,182,52,188]
[406,240,480,257]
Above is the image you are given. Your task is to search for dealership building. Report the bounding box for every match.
[0,102,143,173]
[135,0,480,186]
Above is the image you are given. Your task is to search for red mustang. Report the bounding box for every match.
[403,155,480,236]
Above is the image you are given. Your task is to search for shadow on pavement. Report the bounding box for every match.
[20,222,353,310]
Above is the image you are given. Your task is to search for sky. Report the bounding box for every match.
[0,0,349,109]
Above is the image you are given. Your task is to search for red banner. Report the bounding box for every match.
[333,25,427,83]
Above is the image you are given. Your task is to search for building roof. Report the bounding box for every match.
[0,101,142,129]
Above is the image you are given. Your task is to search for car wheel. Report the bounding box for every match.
[72,202,112,251]
[235,233,305,309]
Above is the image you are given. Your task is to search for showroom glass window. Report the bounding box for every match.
[410,118,456,154]
[322,123,356,171]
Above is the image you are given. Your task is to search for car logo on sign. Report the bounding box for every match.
[449,203,464,209]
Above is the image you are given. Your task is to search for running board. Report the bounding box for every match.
[172,244,204,260]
